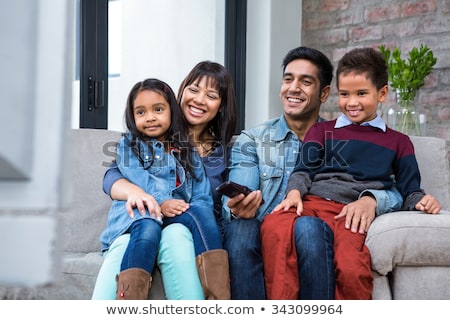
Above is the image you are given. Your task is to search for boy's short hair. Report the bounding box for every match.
[336,47,388,90]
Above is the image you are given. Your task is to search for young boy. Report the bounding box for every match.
[260,47,441,300]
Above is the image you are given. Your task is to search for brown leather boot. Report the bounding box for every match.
[196,249,231,300]
[115,268,152,300]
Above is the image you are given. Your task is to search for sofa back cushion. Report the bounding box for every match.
[409,136,449,210]
[61,129,122,253]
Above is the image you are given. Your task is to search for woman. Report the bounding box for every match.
[92,61,237,299]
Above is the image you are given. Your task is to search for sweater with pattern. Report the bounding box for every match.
[285,119,425,210]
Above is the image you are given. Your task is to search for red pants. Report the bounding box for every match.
[261,211,299,299]
[261,195,373,300]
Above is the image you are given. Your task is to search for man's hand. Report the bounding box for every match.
[335,196,376,234]
[227,190,263,219]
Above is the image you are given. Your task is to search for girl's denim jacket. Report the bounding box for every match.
[117,134,212,205]
[100,133,212,250]
[221,115,402,222]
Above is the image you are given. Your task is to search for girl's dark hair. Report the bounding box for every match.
[177,61,237,145]
[282,46,334,92]
[124,78,195,176]
[336,47,388,90]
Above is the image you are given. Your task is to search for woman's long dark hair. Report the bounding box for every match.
[177,61,237,145]
[124,78,195,176]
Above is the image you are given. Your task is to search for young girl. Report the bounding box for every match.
[99,78,230,300]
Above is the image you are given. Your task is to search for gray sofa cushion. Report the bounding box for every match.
[409,136,450,209]
[366,211,450,276]
[61,129,122,253]
[391,266,450,299]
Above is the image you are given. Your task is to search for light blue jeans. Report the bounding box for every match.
[91,223,204,300]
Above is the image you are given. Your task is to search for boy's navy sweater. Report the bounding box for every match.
[286,119,425,210]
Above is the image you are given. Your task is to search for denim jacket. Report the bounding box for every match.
[221,115,402,222]
[100,133,213,251]
[103,143,227,222]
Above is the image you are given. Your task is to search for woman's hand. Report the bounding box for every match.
[126,191,161,220]
[110,178,161,219]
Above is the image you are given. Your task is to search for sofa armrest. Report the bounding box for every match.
[366,210,450,276]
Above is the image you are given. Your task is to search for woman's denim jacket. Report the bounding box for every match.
[100,133,212,250]
[221,115,402,222]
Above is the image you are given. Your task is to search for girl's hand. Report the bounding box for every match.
[160,199,190,218]
[416,194,441,214]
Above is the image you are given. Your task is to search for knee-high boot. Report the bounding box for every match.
[196,249,231,300]
[116,268,152,300]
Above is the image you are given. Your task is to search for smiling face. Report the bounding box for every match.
[337,71,388,124]
[179,76,222,133]
[280,59,330,122]
[133,90,171,141]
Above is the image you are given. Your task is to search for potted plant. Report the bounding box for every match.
[379,44,437,135]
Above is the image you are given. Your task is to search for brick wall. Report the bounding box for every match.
[301,0,450,157]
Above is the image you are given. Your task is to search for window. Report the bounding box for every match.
[76,0,245,131]
[79,0,108,129]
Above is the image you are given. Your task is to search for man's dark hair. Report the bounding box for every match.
[282,46,334,91]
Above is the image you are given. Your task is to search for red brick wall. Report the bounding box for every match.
[301,0,450,156]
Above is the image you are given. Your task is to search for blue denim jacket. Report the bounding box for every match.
[221,115,402,222]
[103,144,227,222]
[100,133,213,251]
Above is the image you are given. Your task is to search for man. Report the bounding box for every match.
[221,46,402,299]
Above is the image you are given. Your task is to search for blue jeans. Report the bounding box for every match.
[162,204,222,255]
[223,216,334,300]
[122,218,161,273]
[294,216,335,299]
[124,204,221,273]
[223,219,266,299]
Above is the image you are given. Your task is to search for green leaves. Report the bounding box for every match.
[379,44,437,101]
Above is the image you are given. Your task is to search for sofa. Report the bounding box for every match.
[0,128,449,300]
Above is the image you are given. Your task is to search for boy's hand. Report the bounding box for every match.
[272,190,303,215]
[416,195,441,214]
[160,199,190,218]
[335,195,376,234]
